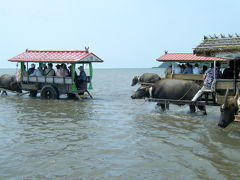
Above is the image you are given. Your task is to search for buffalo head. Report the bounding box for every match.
[0,74,22,93]
[218,89,239,128]
[10,82,22,93]
[131,86,150,99]
[131,76,139,86]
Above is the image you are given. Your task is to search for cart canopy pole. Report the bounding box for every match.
[71,63,77,91]
[20,62,24,79]
[234,60,236,94]
[88,62,93,89]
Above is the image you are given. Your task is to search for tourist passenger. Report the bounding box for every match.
[183,63,193,74]
[192,62,222,101]
[193,63,200,74]
[180,64,186,73]
[55,64,61,76]
[60,63,69,77]
[43,64,47,72]
[44,63,55,76]
[222,60,238,79]
[200,65,208,74]
[30,66,43,76]
[174,64,182,74]
[28,64,35,75]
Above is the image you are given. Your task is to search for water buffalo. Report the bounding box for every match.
[218,89,239,128]
[131,79,206,113]
[131,73,160,86]
[0,74,22,93]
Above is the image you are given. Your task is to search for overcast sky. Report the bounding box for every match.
[0,0,239,68]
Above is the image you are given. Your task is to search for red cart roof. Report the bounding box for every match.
[157,53,226,62]
[8,49,103,63]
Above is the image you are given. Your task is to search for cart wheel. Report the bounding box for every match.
[29,90,38,97]
[40,85,59,99]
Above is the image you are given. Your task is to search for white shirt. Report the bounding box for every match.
[174,66,182,74]
[193,67,200,74]
[30,69,43,76]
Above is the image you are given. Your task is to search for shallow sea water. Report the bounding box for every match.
[0,68,240,180]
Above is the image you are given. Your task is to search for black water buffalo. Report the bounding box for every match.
[218,89,239,128]
[131,79,206,113]
[131,73,160,86]
[0,74,22,93]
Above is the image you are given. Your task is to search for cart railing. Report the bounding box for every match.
[22,76,73,84]
[165,73,203,81]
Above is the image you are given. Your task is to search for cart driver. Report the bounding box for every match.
[192,62,222,101]
[76,66,87,90]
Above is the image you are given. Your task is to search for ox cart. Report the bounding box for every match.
[193,34,240,127]
[8,49,103,100]
[154,52,226,108]
[149,34,240,127]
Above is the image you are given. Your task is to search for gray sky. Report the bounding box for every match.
[0,0,239,68]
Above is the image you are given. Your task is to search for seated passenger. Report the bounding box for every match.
[200,65,208,74]
[180,64,186,73]
[222,60,238,79]
[30,66,43,76]
[28,64,36,75]
[44,63,55,76]
[174,64,182,74]
[55,64,61,76]
[193,63,200,74]
[43,64,47,72]
[183,63,193,74]
[60,63,69,77]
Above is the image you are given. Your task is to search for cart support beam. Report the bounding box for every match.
[88,62,93,89]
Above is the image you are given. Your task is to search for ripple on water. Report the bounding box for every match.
[1,69,240,179]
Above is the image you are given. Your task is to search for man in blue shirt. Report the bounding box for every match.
[183,63,193,74]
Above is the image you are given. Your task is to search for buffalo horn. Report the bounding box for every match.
[223,88,229,109]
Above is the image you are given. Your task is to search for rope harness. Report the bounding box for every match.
[132,83,195,106]
[176,83,195,101]
[131,98,148,105]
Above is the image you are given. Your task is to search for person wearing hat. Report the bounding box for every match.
[183,63,193,74]
[60,63,69,77]
[28,63,36,75]
[55,64,61,77]
[78,66,87,81]
[76,65,87,90]
[44,63,55,76]
[30,66,43,76]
